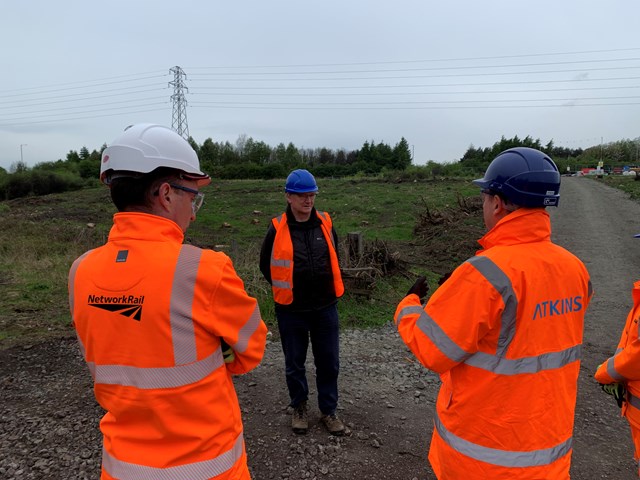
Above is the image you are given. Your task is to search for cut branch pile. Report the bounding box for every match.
[341,238,407,297]
[412,194,485,272]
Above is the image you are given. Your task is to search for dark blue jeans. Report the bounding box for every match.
[276,304,340,415]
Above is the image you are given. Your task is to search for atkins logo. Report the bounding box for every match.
[88,294,145,321]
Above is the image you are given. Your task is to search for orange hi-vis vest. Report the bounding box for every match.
[68,212,267,480]
[595,279,640,430]
[395,209,592,480]
[269,211,344,305]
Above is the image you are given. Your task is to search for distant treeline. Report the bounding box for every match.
[189,135,413,179]
[1,134,639,200]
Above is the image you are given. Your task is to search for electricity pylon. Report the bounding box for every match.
[169,66,189,139]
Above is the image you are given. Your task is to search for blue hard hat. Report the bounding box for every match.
[285,169,318,193]
[472,147,560,207]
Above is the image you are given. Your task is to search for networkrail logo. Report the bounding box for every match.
[88,294,145,321]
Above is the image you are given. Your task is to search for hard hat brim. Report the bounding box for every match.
[181,172,211,187]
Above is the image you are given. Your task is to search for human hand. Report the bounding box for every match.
[407,276,428,299]
[600,382,626,408]
[221,339,235,364]
[437,272,452,286]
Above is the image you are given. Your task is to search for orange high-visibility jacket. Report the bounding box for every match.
[595,280,640,430]
[269,211,344,305]
[68,213,267,480]
[395,209,592,480]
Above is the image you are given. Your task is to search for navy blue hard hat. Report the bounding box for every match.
[285,169,318,193]
[472,147,560,207]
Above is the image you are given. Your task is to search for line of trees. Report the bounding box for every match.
[460,135,640,174]
[2,133,639,201]
[0,136,413,200]
[460,135,584,168]
[189,135,412,179]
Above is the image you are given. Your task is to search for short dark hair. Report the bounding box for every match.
[482,188,520,212]
[109,167,182,212]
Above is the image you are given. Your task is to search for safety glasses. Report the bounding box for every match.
[169,184,205,213]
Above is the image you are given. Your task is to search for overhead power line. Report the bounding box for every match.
[1,49,639,128]
[0,107,167,128]
[186,57,640,77]
[184,47,640,70]
[190,102,640,111]
[187,65,640,83]
[0,74,168,99]
[0,71,168,94]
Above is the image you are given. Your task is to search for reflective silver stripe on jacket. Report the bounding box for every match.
[434,414,572,468]
[466,256,517,357]
[103,431,245,479]
[398,305,471,364]
[396,306,581,375]
[91,349,224,389]
[396,255,581,375]
[68,250,93,318]
[272,280,291,289]
[171,245,201,365]
[271,259,291,268]
[607,355,626,382]
[465,344,581,375]
[234,304,262,354]
[69,251,94,380]
[629,392,640,410]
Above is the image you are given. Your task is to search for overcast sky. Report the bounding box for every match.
[1,1,639,171]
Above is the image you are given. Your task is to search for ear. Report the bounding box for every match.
[156,182,173,212]
[285,193,293,204]
[491,194,509,219]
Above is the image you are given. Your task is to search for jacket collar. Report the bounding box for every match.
[477,208,551,253]
[109,212,185,243]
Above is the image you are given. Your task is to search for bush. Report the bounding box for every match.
[1,173,32,200]
[31,171,84,195]
[0,170,85,200]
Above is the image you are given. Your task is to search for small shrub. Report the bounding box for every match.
[2,173,32,200]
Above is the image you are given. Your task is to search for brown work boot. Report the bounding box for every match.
[291,401,308,434]
[320,413,345,436]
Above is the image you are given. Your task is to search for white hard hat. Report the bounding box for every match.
[100,124,210,186]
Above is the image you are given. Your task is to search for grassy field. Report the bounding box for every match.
[597,174,640,200]
[0,176,482,346]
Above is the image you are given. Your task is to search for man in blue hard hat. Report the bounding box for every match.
[259,169,346,436]
[394,147,592,479]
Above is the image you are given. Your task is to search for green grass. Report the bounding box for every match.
[0,176,481,346]
[190,177,480,247]
[596,174,640,200]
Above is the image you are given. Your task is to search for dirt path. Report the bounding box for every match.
[550,177,638,479]
[1,177,639,479]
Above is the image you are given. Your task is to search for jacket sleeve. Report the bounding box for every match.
[259,224,276,284]
[211,257,268,375]
[594,309,640,384]
[394,261,502,374]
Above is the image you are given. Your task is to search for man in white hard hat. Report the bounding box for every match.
[68,124,267,480]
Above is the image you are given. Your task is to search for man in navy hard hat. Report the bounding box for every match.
[394,148,592,479]
[260,169,346,436]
